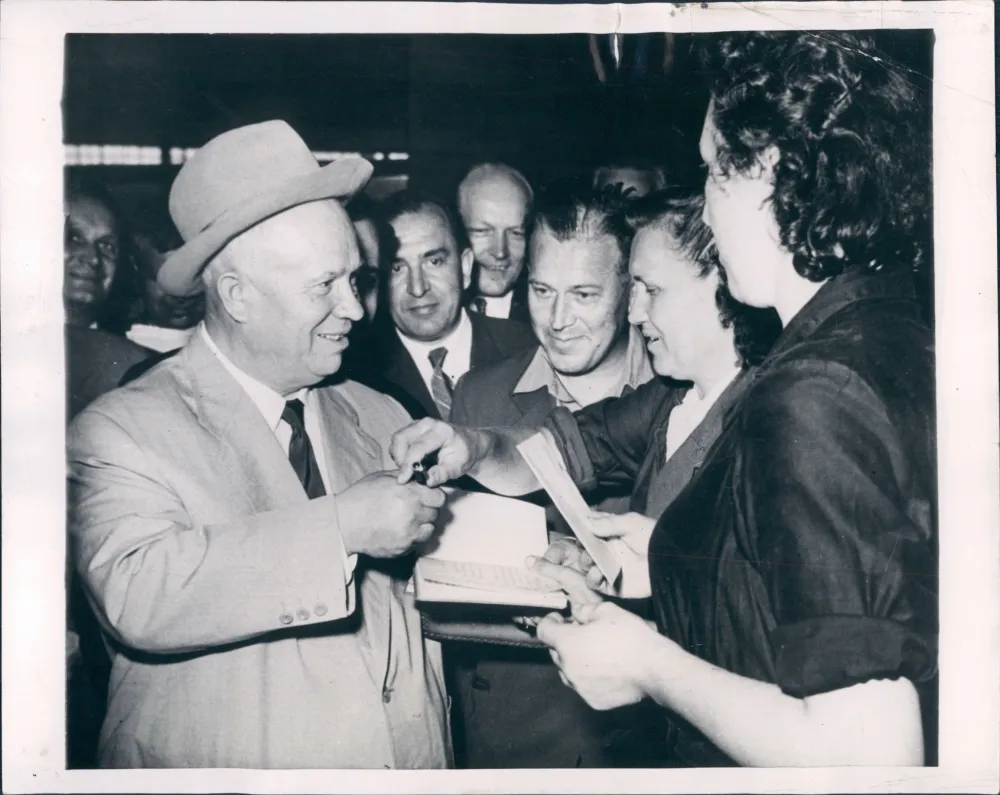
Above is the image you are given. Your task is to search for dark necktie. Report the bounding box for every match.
[428,347,454,420]
[471,297,488,315]
[281,398,327,499]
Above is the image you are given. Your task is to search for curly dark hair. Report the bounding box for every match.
[626,190,781,367]
[703,31,931,281]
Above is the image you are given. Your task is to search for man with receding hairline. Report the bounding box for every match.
[353,191,535,423]
[457,163,533,322]
[67,121,451,769]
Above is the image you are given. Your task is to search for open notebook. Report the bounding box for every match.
[411,488,569,611]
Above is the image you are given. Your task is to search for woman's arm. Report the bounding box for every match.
[635,623,924,767]
[537,602,924,767]
[390,417,544,494]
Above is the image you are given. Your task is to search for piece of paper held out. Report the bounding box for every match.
[516,431,623,586]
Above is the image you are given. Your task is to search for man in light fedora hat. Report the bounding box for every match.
[67,120,452,768]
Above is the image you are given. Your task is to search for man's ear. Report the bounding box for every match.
[755,144,781,180]
[215,270,250,323]
[460,247,474,291]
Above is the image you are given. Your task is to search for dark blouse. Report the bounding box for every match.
[648,266,937,766]
[545,371,754,520]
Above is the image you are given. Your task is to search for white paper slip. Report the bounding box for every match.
[516,432,623,586]
[418,557,563,594]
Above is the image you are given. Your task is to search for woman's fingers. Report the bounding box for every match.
[589,513,627,539]
[529,556,603,604]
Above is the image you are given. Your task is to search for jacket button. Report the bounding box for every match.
[296,608,310,621]
[382,687,393,703]
[314,604,328,617]
[279,612,294,625]
[472,675,491,692]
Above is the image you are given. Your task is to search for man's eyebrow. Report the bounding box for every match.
[420,247,449,260]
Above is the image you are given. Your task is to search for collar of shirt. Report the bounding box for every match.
[395,309,474,387]
[200,324,309,433]
[127,323,197,354]
[199,324,355,577]
[481,292,514,319]
[514,324,654,405]
[664,365,742,462]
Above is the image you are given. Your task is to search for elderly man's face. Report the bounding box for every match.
[64,195,118,318]
[528,226,629,375]
[387,207,473,342]
[459,177,529,298]
[230,201,364,393]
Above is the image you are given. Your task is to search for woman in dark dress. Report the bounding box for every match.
[530,31,937,766]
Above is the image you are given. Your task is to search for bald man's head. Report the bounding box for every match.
[200,200,365,395]
[456,163,532,298]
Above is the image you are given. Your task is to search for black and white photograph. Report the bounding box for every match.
[2,2,997,793]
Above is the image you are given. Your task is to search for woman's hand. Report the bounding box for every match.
[535,601,659,710]
[512,553,604,633]
[588,511,655,599]
[540,534,591,574]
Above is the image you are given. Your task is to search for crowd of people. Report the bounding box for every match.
[65,31,937,770]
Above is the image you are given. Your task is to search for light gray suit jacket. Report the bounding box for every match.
[67,331,450,768]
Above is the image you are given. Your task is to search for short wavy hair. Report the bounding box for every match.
[626,190,781,367]
[703,31,931,281]
[532,181,635,277]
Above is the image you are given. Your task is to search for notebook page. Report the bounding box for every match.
[419,487,548,566]
[412,488,567,609]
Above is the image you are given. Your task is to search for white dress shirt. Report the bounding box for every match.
[395,309,474,392]
[480,292,514,319]
[127,323,196,353]
[665,366,742,462]
[200,325,357,577]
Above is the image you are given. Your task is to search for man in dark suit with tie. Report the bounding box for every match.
[457,164,534,323]
[353,191,535,421]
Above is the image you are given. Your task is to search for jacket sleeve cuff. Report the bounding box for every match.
[771,615,938,698]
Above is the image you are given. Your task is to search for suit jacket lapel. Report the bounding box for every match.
[510,387,556,426]
[644,370,753,518]
[381,331,439,419]
[311,387,383,494]
[469,313,502,368]
[182,332,307,515]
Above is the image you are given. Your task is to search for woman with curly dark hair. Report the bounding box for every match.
[523,31,937,767]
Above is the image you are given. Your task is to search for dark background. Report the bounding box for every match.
[64,33,713,195]
[64,30,934,315]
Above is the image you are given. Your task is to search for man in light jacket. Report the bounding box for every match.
[67,120,451,769]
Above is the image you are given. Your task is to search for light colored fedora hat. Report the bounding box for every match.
[158,120,373,296]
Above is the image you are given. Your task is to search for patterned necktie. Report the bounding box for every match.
[428,347,454,420]
[281,398,327,499]
[471,297,488,315]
